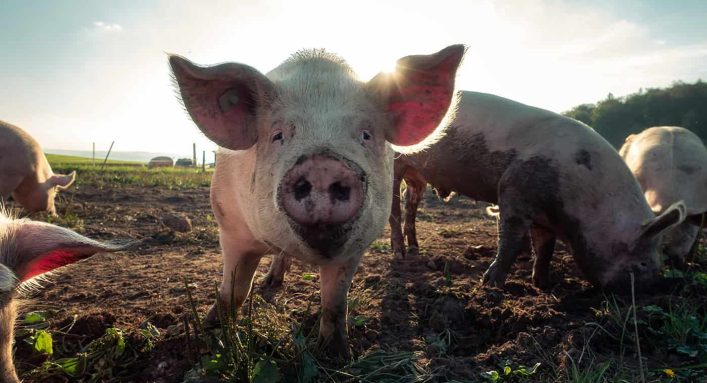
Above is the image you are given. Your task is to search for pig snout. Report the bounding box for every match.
[604,261,659,292]
[281,154,365,225]
[280,154,366,254]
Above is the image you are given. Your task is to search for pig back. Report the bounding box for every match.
[398,91,615,205]
[0,121,45,189]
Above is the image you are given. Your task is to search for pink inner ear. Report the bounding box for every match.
[20,249,89,281]
[184,80,256,149]
[387,90,454,146]
[386,53,462,146]
[51,173,75,188]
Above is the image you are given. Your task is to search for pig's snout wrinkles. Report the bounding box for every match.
[281,154,365,227]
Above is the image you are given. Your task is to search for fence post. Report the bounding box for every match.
[100,141,115,171]
[193,143,197,168]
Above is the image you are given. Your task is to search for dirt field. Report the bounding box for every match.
[9,183,707,382]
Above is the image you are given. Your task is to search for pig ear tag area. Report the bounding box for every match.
[219,89,240,113]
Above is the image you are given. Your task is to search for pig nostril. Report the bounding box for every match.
[329,182,351,202]
[640,262,647,268]
[293,177,312,201]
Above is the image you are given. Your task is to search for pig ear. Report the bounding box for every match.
[50,171,76,190]
[367,45,466,146]
[618,134,636,157]
[7,220,132,282]
[640,201,687,240]
[169,55,276,150]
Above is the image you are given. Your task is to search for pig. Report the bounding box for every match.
[0,210,129,382]
[387,91,686,290]
[0,121,76,216]
[169,45,465,358]
[620,126,707,267]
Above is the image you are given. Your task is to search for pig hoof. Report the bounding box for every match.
[261,272,284,288]
[392,246,405,258]
[481,266,506,288]
[532,275,549,289]
[203,304,220,327]
[407,246,419,257]
[317,336,351,363]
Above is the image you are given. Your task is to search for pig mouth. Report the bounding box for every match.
[291,221,357,257]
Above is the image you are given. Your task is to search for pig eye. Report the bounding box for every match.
[362,130,372,141]
[271,130,283,143]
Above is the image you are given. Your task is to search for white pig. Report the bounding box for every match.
[0,210,129,382]
[170,45,465,358]
[620,126,707,266]
[0,121,76,216]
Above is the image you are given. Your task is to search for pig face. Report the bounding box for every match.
[594,202,686,290]
[13,171,76,216]
[170,46,464,260]
[0,209,129,383]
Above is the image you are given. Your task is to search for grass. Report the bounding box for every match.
[17,311,159,382]
[177,275,437,383]
[47,153,212,189]
[46,153,142,166]
[570,252,707,382]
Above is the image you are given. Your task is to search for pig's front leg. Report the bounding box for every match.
[389,174,406,258]
[205,231,267,324]
[262,253,292,288]
[403,169,427,257]
[317,254,361,361]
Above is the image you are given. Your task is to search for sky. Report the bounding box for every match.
[1,0,706,154]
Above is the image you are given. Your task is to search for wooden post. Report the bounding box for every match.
[100,141,115,171]
[193,143,197,168]
[202,151,206,172]
[92,142,96,166]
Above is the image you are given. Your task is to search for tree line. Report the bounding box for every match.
[563,80,707,148]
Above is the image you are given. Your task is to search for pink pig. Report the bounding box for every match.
[0,121,76,216]
[170,45,465,359]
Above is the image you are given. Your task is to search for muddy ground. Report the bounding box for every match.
[9,183,705,382]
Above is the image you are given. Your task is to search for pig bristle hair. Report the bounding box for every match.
[287,49,350,69]
[168,66,190,122]
[285,49,357,78]
[0,263,17,293]
[16,274,53,297]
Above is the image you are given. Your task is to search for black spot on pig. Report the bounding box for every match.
[401,131,517,204]
[503,156,602,285]
[678,164,698,175]
[574,150,592,170]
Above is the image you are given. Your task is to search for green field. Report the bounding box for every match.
[45,153,143,166]
[46,153,212,189]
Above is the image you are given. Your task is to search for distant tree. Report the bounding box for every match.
[564,104,594,126]
[562,80,707,147]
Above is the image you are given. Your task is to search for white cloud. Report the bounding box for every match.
[93,21,123,32]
